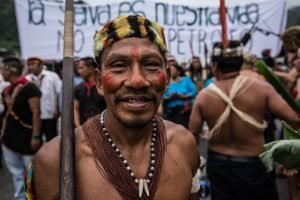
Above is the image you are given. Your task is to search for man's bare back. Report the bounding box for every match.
[189,76,300,156]
[32,119,198,200]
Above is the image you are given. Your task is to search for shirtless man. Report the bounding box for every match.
[26,15,199,200]
[189,40,300,200]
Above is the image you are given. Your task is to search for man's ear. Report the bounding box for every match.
[164,66,171,92]
[94,69,104,95]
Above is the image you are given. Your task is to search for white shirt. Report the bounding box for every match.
[0,74,10,114]
[26,69,62,119]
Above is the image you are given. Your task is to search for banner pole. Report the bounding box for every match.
[60,0,75,199]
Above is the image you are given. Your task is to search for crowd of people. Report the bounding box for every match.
[0,14,299,200]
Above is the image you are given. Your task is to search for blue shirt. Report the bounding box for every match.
[163,76,196,108]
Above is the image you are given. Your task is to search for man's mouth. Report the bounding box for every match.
[127,99,147,104]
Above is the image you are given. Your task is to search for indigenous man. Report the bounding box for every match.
[26,15,199,200]
[74,57,106,127]
[1,57,42,200]
[189,40,300,200]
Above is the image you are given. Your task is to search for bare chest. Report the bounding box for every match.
[75,152,192,200]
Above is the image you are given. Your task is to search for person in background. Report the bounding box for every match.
[26,57,61,142]
[1,57,41,200]
[73,57,83,87]
[240,52,265,81]
[163,63,196,128]
[74,57,106,127]
[281,25,300,200]
[189,40,300,200]
[0,62,10,168]
[186,56,204,91]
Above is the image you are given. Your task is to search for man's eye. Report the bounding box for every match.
[110,63,128,70]
[145,62,162,70]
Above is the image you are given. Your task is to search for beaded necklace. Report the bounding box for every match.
[100,110,157,197]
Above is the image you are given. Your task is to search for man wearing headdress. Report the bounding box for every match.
[189,40,300,200]
[25,15,200,200]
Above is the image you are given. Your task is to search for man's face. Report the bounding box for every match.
[1,66,11,82]
[27,60,42,76]
[77,60,94,80]
[97,37,170,128]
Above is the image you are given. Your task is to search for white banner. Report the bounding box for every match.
[15,0,287,63]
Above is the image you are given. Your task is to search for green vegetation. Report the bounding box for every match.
[0,0,20,55]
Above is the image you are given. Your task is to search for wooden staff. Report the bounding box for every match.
[60,0,75,199]
[220,0,228,48]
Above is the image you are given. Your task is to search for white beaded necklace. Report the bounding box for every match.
[100,110,157,197]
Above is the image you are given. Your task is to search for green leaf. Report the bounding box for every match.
[283,121,300,139]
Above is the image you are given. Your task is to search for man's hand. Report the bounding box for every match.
[31,138,42,151]
[279,164,299,176]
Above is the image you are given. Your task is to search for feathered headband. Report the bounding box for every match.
[94,15,168,64]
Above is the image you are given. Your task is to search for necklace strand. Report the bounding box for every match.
[100,110,157,197]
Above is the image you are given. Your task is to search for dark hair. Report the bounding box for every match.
[211,41,243,74]
[3,57,23,75]
[188,56,202,79]
[173,63,185,77]
[81,57,97,69]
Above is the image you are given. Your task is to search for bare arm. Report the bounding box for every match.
[74,99,81,128]
[28,97,42,151]
[33,137,60,200]
[189,93,204,144]
[265,82,300,129]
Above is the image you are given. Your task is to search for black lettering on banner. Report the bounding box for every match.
[28,0,46,25]
[74,29,85,53]
[155,3,166,24]
[57,29,64,53]
[58,5,64,26]
[198,29,207,54]
[57,29,85,54]
[247,4,259,24]
[176,6,186,26]
[227,6,240,24]
[155,3,176,26]
[90,5,111,26]
[118,1,132,16]
[74,6,87,26]
[167,28,177,54]
[177,28,185,55]
[208,9,219,26]
[229,28,237,40]
[132,0,146,16]
[185,6,197,26]
[211,29,221,43]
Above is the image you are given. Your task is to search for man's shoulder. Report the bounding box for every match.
[163,119,196,146]
[33,136,61,169]
[43,70,60,80]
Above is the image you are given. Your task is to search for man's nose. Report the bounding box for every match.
[124,66,150,89]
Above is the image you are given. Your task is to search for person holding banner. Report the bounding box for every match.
[26,15,200,200]
[188,40,300,200]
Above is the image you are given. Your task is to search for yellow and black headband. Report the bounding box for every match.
[94,15,168,64]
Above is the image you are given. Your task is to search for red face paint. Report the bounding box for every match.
[156,71,167,85]
[130,47,140,58]
[102,73,118,91]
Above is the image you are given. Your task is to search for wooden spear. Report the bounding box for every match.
[60,0,75,199]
